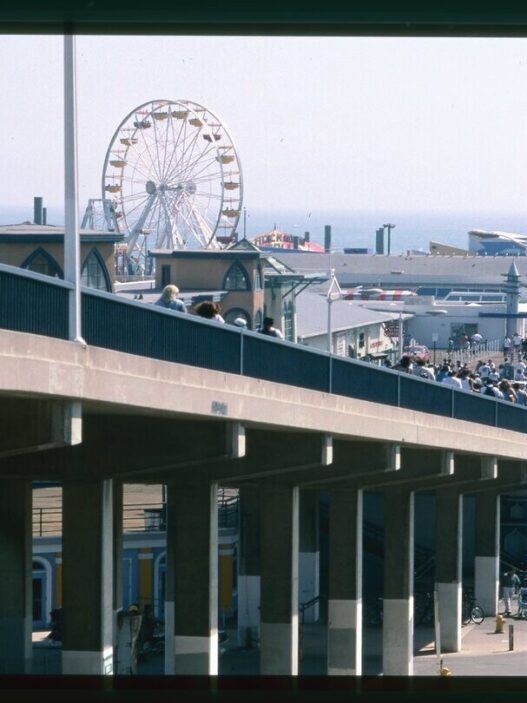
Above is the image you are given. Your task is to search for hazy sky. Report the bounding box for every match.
[2,34,527,220]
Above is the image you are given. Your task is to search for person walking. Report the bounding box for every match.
[195,300,225,323]
[502,569,521,616]
[155,284,186,313]
[258,316,284,339]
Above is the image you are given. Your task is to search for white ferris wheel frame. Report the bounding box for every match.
[101,99,244,261]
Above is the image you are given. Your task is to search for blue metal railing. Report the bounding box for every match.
[1,264,526,436]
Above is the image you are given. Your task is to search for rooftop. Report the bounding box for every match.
[275,251,527,288]
[296,289,404,338]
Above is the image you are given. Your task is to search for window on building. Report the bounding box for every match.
[81,249,111,291]
[335,332,347,356]
[161,265,171,287]
[223,262,250,290]
[255,309,263,331]
[21,248,63,278]
[283,300,294,341]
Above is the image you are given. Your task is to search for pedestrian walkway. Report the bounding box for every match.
[414,614,527,677]
[29,608,527,677]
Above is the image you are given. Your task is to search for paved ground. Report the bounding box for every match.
[30,600,527,677]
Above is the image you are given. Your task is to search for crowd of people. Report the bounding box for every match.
[393,345,527,404]
[154,285,527,403]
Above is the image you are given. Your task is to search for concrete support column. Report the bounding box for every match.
[383,486,414,676]
[299,489,320,623]
[166,482,218,675]
[0,479,32,674]
[237,486,261,648]
[327,485,362,675]
[435,489,462,652]
[62,479,114,675]
[474,492,500,616]
[113,481,123,664]
[260,484,299,675]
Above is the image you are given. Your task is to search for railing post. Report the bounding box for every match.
[240,328,244,375]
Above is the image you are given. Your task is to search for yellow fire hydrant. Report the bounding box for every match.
[439,657,452,676]
[495,614,506,634]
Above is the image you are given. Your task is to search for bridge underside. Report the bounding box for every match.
[0,329,525,675]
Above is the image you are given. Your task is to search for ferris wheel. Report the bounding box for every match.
[102,99,243,263]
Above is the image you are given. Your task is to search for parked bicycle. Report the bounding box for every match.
[414,591,434,626]
[462,591,485,625]
[363,595,383,627]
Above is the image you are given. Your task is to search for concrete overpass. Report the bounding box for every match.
[1,264,527,677]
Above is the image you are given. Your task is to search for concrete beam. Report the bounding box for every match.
[0,398,81,461]
[351,447,454,490]
[285,441,400,488]
[2,329,527,465]
[0,415,234,480]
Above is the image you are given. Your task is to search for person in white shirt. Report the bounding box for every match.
[478,362,491,379]
[513,333,523,359]
[441,371,463,389]
[514,359,526,376]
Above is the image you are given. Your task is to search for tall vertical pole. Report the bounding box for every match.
[327,284,333,354]
[64,34,84,345]
[398,313,404,360]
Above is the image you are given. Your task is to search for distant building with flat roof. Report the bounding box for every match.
[468,229,527,256]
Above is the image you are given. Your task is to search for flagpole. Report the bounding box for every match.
[64,33,85,346]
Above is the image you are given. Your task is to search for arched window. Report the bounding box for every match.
[224,308,252,328]
[255,309,263,331]
[254,266,263,290]
[21,248,63,278]
[223,262,251,291]
[283,301,294,341]
[81,248,112,291]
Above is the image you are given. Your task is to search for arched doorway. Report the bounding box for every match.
[32,557,52,629]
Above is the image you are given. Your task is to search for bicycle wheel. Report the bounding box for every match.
[470,606,485,625]
[364,597,382,627]
[462,606,471,626]
[414,593,427,626]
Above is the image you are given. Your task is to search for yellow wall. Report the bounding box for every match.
[0,241,116,287]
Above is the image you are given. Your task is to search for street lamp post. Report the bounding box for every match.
[398,312,404,360]
[383,223,396,256]
[432,333,438,365]
[327,267,342,354]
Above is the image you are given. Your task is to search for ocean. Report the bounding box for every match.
[3,204,527,255]
[245,209,527,254]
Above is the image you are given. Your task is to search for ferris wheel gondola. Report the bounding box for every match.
[102,99,243,265]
